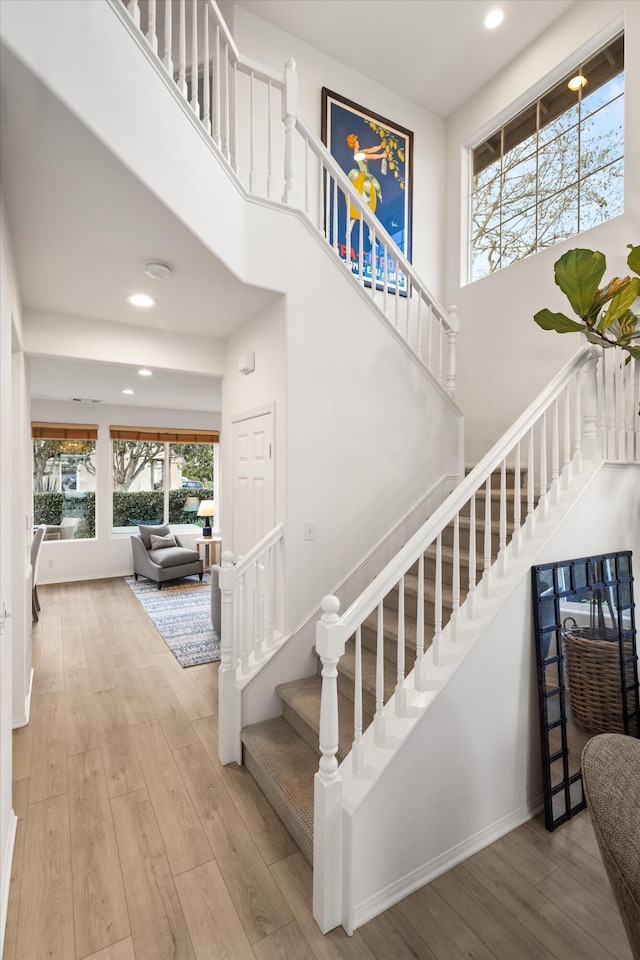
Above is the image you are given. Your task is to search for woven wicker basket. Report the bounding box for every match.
[563,629,631,735]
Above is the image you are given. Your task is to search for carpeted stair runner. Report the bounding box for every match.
[241,466,530,863]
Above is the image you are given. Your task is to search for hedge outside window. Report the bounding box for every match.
[471,33,624,281]
[32,422,97,539]
[110,427,219,531]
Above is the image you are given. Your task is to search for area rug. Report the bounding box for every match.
[125,572,220,667]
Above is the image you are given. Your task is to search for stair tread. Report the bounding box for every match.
[362,603,435,651]
[340,638,398,700]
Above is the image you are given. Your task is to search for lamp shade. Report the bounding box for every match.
[197,500,216,518]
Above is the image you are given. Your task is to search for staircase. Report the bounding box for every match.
[241,467,529,864]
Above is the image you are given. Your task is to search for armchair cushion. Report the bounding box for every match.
[150,533,178,550]
[148,545,200,568]
[139,523,170,549]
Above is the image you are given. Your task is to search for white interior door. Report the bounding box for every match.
[231,410,274,557]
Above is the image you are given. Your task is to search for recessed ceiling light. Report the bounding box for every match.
[122,389,135,395]
[138,368,153,377]
[568,73,588,91]
[144,259,172,280]
[484,8,504,29]
[127,293,156,308]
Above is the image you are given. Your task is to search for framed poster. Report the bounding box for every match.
[321,87,413,294]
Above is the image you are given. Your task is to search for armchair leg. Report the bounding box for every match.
[158,582,162,589]
[199,573,203,581]
[134,573,139,581]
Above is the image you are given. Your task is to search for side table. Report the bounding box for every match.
[195,536,222,570]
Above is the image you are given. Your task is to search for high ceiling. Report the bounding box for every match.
[2,0,577,411]
[234,0,577,117]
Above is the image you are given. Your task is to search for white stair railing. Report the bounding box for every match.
[218,523,284,764]
[313,344,639,932]
[117,0,458,395]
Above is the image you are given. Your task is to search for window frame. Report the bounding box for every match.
[468,31,625,283]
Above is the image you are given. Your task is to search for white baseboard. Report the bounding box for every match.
[12,668,34,729]
[0,810,18,956]
[350,795,544,931]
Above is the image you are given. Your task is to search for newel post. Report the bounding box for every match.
[313,596,347,934]
[446,305,459,397]
[581,346,601,461]
[282,58,299,206]
[218,551,242,765]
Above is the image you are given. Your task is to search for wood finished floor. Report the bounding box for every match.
[4,578,632,960]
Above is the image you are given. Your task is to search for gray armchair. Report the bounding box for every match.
[582,733,640,959]
[131,524,204,589]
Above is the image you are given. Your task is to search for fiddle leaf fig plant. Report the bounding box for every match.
[534,244,640,363]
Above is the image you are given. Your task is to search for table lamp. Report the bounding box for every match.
[197,500,216,538]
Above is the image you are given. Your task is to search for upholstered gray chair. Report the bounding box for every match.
[582,733,640,959]
[131,524,203,589]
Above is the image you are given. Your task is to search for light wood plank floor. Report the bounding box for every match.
[4,578,632,960]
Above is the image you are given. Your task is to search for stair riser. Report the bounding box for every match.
[242,744,314,864]
[441,524,501,553]
[383,585,454,624]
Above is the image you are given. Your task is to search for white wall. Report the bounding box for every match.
[224,1,446,300]
[445,0,640,463]
[11,350,32,728]
[349,461,640,926]
[0,201,21,952]
[30,398,221,584]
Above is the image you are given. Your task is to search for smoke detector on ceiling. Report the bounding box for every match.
[144,259,172,280]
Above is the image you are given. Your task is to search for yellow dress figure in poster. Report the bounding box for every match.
[345,133,386,219]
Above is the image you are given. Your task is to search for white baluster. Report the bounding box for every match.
[498,460,507,577]
[625,359,635,461]
[551,398,560,505]
[304,139,309,214]
[374,601,385,746]
[633,359,640,462]
[370,229,376,298]
[526,429,536,538]
[127,0,141,27]
[426,304,433,373]
[617,358,626,460]
[190,0,199,115]
[482,475,492,598]
[202,4,211,134]
[218,551,241,764]
[574,372,583,474]
[596,345,607,457]
[539,412,548,521]
[382,241,388,314]
[358,220,364,283]
[446,305,459,397]
[467,495,477,618]
[433,536,443,666]
[266,544,275,646]
[395,576,407,715]
[313,595,345,935]
[240,570,249,674]
[416,296,423,363]
[254,559,263,660]
[231,61,238,174]
[582,346,600,460]
[223,44,230,161]
[438,315,443,386]
[512,442,522,558]
[249,72,256,192]
[393,257,399,328]
[414,553,428,691]
[178,0,187,96]
[146,0,158,52]
[213,25,221,147]
[450,514,460,642]
[332,179,339,255]
[163,0,173,74]
[353,626,364,776]
[282,58,298,205]
[562,385,572,489]
[267,80,274,199]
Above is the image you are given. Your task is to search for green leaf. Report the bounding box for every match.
[584,330,606,346]
[627,244,640,276]
[598,278,640,330]
[624,345,640,361]
[533,309,586,334]
[554,248,606,317]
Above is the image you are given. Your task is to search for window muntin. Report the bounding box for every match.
[471,34,624,281]
[32,425,97,540]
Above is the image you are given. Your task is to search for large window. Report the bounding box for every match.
[32,422,97,540]
[471,34,624,281]
[110,426,219,533]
